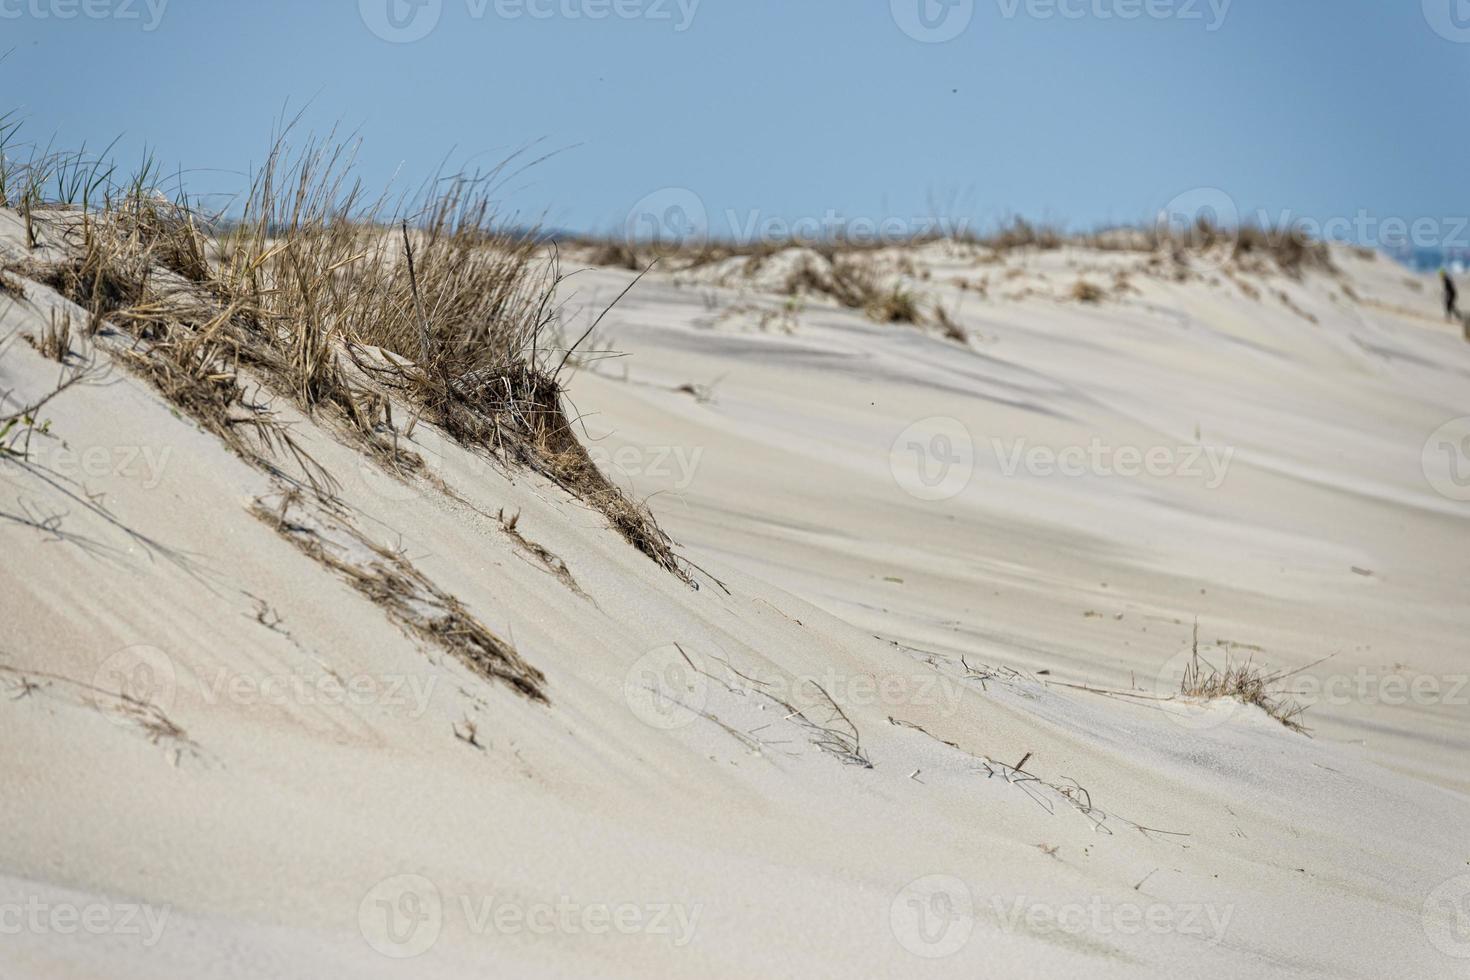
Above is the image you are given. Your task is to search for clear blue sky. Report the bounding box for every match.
[3,0,1466,241]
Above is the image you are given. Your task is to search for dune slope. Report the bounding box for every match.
[2,220,1467,978]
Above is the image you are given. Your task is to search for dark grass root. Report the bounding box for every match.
[25,251,146,329]
[439,363,688,582]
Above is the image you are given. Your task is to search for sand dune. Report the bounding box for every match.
[2,213,1468,978]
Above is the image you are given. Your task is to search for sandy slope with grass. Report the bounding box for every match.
[2,207,1468,978]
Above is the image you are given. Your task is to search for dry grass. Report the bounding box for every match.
[5,119,688,581]
[497,507,586,598]
[582,239,645,271]
[1178,622,1309,732]
[1128,219,1336,278]
[1229,223,1334,279]
[977,217,1063,252]
[24,308,72,362]
[975,216,1336,279]
[674,645,872,768]
[783,252,923,325]
[1070,279,1105,304]
[576,230,918,275]
[254,487,546,701]
[867,286,921,324]
[933,303,966,343]
[1226,270,1262,300]
[0,663,196,754]
[25,237,149,335]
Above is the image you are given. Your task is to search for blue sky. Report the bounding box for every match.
[2,0,1466,242]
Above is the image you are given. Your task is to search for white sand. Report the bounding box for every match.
[2,217,1467,978]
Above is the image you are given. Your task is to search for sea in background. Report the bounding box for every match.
[1386,245,1470,273]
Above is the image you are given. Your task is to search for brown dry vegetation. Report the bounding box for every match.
[1070,279,1105,304]
[783,253,922,325]
[1178,623,1310,732]
[574,212,1341,307]
[932,304,966,343]
[254,487,547,701]
[1,122,687,583]
[24,309,73,362]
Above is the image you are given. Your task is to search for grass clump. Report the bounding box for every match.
[1230,223,1334,278]
[1131,218,1336,279]
[1070,279,1105,303]
[867,284,921,323]
[5,118,688,581]
[582,239,646,271]
[1178,623,1309,732]
[977,216,1063,252]
[783,252,923,325]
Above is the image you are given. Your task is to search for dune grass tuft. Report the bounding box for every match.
[1179,622,1309,732]
[1070,279,1105,304]
[782,252,924,325]
[4,117,688,581]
